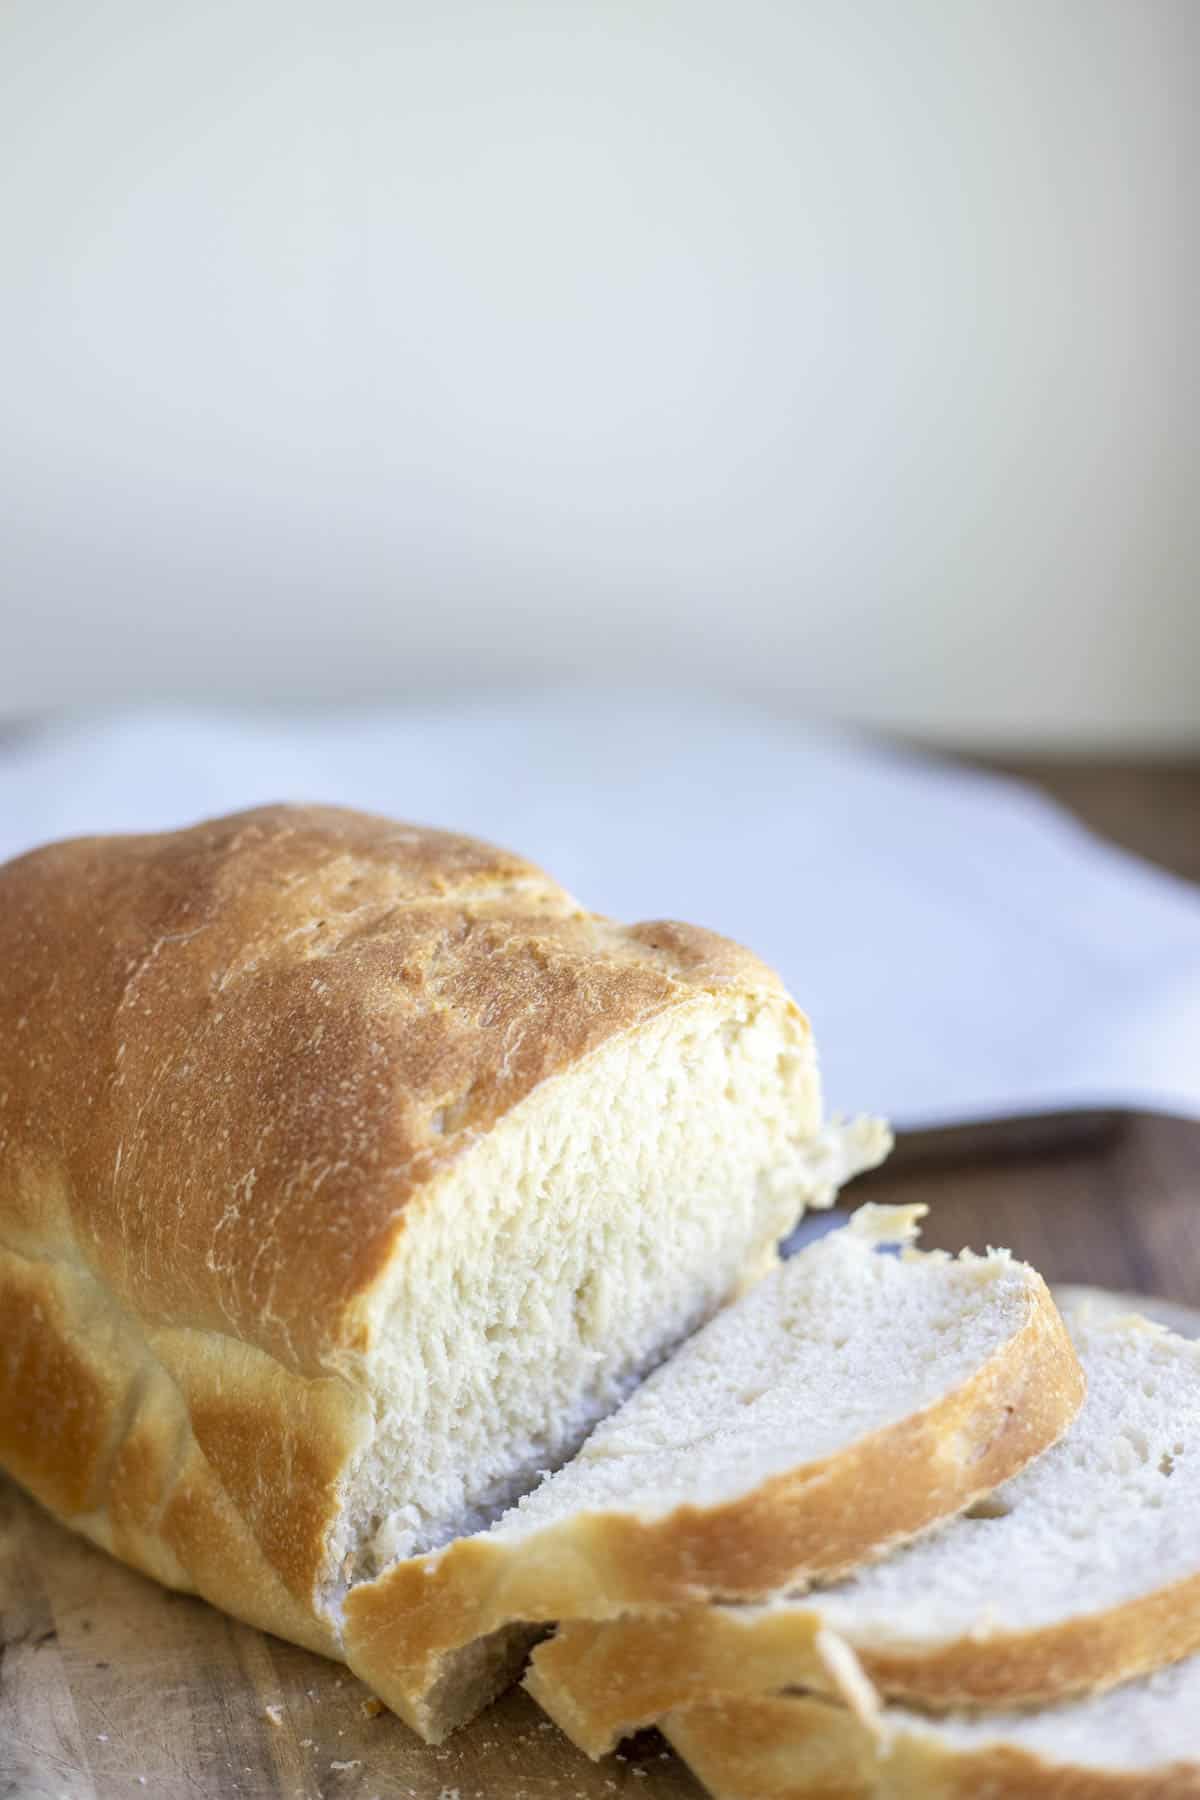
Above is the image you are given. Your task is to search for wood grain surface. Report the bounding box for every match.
[2,758,1197,1799]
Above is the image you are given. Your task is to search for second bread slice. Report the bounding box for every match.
[344,1205,1081,1740]
[529,1309,1200,1755]
[665,1654,1200,1800]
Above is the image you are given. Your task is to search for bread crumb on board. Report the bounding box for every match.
[360,1695,385,1718]
[264,1703,284,1728]
[330,1761,362,1773]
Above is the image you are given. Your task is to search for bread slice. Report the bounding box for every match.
[528,1310,1200,1754]
[665,1656,1200,1798]
[1055,1283,1200,1338]
[343,1204,1081,1739]
[0,808,885,1668]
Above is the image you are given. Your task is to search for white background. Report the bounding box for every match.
[2,1,1196,745]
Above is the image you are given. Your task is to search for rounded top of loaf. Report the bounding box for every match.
[0,805,798,1373]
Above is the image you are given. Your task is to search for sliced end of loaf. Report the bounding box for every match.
[344,1208,1081,1741]
[336,992,849,1586]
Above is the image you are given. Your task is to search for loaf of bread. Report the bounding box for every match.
[665,1657,1200,1798]
[350,1204,1082,1738]
[0,807,885,1680]
[527,1309,1200,1753]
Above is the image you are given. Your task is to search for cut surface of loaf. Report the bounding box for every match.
[0,806,885,1665]
[665,1655,1200,1798]
[344,1204,1082,1739]
[528,1309,1200,1752]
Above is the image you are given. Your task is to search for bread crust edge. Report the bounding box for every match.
[663,1693,1200,1800]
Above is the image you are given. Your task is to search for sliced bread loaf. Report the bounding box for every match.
[665,1655,1200,1798]
[0,806,885,1669]
[343,1204,1081,1740]
[528,1310,1200,1754]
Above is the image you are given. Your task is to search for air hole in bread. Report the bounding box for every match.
[963,1495,1013,1520]
[572,1273,598,1329]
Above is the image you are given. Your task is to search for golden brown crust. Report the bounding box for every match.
[0,1242,353,1653]
[665,1695,878,1800]
[525,1607,831,1757]
[0,805,791,1657]
[342,1273,1083,1731]
[854,1572,1200,1709]
[0,805,781,1373]
[0,1253,124,1523]
[664,1694,1200,1800]
[527,1576,1200,1762]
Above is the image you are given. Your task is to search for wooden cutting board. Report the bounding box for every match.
[0,1468,706,1800]
[3,1108,1197,1800]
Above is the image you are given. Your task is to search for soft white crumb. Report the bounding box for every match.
[330,1761,361,1773]
[264,1703,284,1728]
